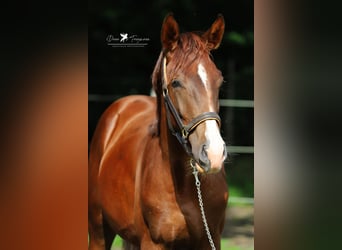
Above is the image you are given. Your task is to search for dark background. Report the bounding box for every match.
[89,0,254,197]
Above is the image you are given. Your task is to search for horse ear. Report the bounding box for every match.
[161,13,179,53]
[203,14,225,50]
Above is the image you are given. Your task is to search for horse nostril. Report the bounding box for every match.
[199,144,209,165]
[201,144,208,158]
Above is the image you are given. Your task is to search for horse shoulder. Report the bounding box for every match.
[90,95,157,238]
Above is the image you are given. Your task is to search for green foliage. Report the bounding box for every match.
[225,31,254,46]
[229,185,245,197]
[102,9,118,20]
[226,155,254,198]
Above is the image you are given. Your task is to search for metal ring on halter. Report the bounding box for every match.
[181,128,189,139]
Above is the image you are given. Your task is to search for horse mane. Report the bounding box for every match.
[151,32,210,135]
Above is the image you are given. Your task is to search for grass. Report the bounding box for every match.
[221,238,254,250]
[112,236,123,248]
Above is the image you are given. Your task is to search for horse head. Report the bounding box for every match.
[155,13,227,174]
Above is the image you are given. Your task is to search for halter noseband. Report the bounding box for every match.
[161,56,221,156]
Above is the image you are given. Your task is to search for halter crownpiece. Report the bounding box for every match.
[161,56,222,157]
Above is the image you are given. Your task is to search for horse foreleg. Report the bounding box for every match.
[89,207,115,250]
[88,212,105,250]
[103,218,115,250]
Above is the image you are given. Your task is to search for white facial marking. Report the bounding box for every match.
[198,63,215,111]
[198,63,208,90]
[205,120,225,169]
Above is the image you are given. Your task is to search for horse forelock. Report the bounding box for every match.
[170,33,210,75]
[152,32,210,92]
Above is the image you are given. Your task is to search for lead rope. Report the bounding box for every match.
[191,159,216,250]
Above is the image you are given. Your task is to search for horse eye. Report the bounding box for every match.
[171,80,182,88]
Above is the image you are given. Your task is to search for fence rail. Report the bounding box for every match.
[219,99,254,108]
[89,94,254,108]
[228,146,254,154]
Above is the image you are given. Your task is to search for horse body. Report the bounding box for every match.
[89,14,229,250]
[89,95,227,249]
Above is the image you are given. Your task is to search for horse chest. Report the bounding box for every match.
[141,185,225,246]
[140,145,227,246]
[147,205,190,243]
[140,177,187,243]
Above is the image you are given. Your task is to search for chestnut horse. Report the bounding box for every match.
[89,14,228,250]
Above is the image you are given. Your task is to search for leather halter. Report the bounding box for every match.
[161,56,221,156]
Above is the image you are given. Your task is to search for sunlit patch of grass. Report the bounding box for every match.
[111,236,123,249]
[221,238,254,250]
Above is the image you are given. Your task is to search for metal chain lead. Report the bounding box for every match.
[191,160,216,250]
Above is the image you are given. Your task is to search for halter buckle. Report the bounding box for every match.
[181,128,189,139]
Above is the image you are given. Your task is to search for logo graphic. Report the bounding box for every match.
[120,33,128,42]
[106,33,150,48]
